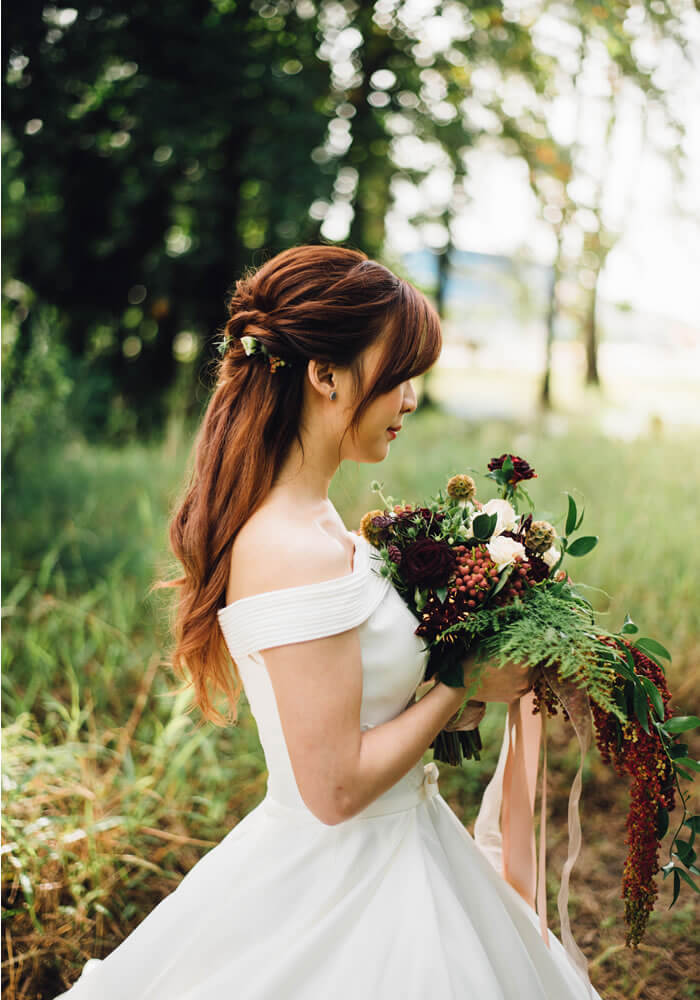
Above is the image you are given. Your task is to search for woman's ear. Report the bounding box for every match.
[306,359,337,398]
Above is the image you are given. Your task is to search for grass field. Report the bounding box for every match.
[2,406,699,999]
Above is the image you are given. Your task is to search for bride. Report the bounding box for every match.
[58,244,603,999]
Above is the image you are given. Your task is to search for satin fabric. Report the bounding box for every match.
[57,533,603,999]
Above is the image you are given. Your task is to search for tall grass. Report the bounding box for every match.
[2,410,699,999]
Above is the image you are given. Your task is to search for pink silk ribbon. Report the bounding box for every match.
[473,683,594,998]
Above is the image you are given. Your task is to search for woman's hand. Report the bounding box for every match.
[444,699,486,732]
[463,656,534,704]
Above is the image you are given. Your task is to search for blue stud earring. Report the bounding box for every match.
[330,390,337,401]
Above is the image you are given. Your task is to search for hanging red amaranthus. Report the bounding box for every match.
[590,642,676,946]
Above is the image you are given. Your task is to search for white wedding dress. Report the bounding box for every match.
[58,531,602,999]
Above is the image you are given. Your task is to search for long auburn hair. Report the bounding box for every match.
[159,244,441,724]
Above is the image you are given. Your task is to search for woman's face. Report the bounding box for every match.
[346,336,418,464]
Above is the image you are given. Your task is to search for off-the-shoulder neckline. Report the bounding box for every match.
[217,532,367,617]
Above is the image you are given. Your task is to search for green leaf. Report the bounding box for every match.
[683,817,697,849]
[621,614,638,635]
[676,766,697,782]
[472,512,497,541]
[575,506,586,531]
[656,805,669,840]
[435,586,447,604]
[565,494,577,536]
[640,676,665,721]
[675,868,700,894]
[675,757,700,773]
[673,838,697,868]
[664,716,700,734]
[610,657,635,683]
[633,682,650,734]
[669,743,689,759]
[567,535,598,557]
[671,870,681,908]
[490,564,514,598]
[683,816,700,834]
[635,637,672,662]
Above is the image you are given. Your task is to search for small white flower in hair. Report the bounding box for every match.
[240,335,261,356]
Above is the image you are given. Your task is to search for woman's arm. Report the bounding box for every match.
[263,622,465,825]
[257,533,531,826]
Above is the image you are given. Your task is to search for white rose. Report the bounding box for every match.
[487,535,526,571]
[480,498,518,535]
[542,545,560,569]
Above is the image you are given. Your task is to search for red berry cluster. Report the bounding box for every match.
[591,641,676,947]
[492,557,534,606]
[449,544,498,609]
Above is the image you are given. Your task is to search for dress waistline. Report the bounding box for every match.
[261,762,440,825]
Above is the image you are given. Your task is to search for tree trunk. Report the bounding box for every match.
[418,242,450,412]
[540,263,557,409]
[583,279,600,385]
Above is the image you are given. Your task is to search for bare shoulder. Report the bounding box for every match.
[225,505,356,607]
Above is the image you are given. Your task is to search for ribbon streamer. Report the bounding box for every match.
[473,682,594,998]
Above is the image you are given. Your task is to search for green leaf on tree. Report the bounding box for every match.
[565,493,577,536]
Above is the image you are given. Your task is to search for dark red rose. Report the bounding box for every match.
[401,537,456,588]
[488,454,537,485]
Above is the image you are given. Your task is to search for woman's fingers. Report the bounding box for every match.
[444,699,486,732]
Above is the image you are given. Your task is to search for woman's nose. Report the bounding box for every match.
[403,380,418,413]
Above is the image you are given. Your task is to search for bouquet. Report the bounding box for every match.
[359,455,698,951]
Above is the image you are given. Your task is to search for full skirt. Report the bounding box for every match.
[57,778,602,1000]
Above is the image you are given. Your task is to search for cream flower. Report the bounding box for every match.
[542,545,560,569]
[481,498,518,535]
[487,535,526,571]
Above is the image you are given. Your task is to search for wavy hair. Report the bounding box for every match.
[158,244,441,723]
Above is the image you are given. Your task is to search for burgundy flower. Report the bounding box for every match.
[371,514,395,532]
[401,537,457,588]
[488,454,538,486]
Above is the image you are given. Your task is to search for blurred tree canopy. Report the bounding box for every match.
[4,0,339,438]
[3,0,692,442]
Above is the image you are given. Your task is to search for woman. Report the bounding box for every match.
[58,245,602,998]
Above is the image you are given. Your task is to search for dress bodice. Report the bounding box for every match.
[217,532,431,812]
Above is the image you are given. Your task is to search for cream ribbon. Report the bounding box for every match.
[421,760,440,801]
[473,685,594,998]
